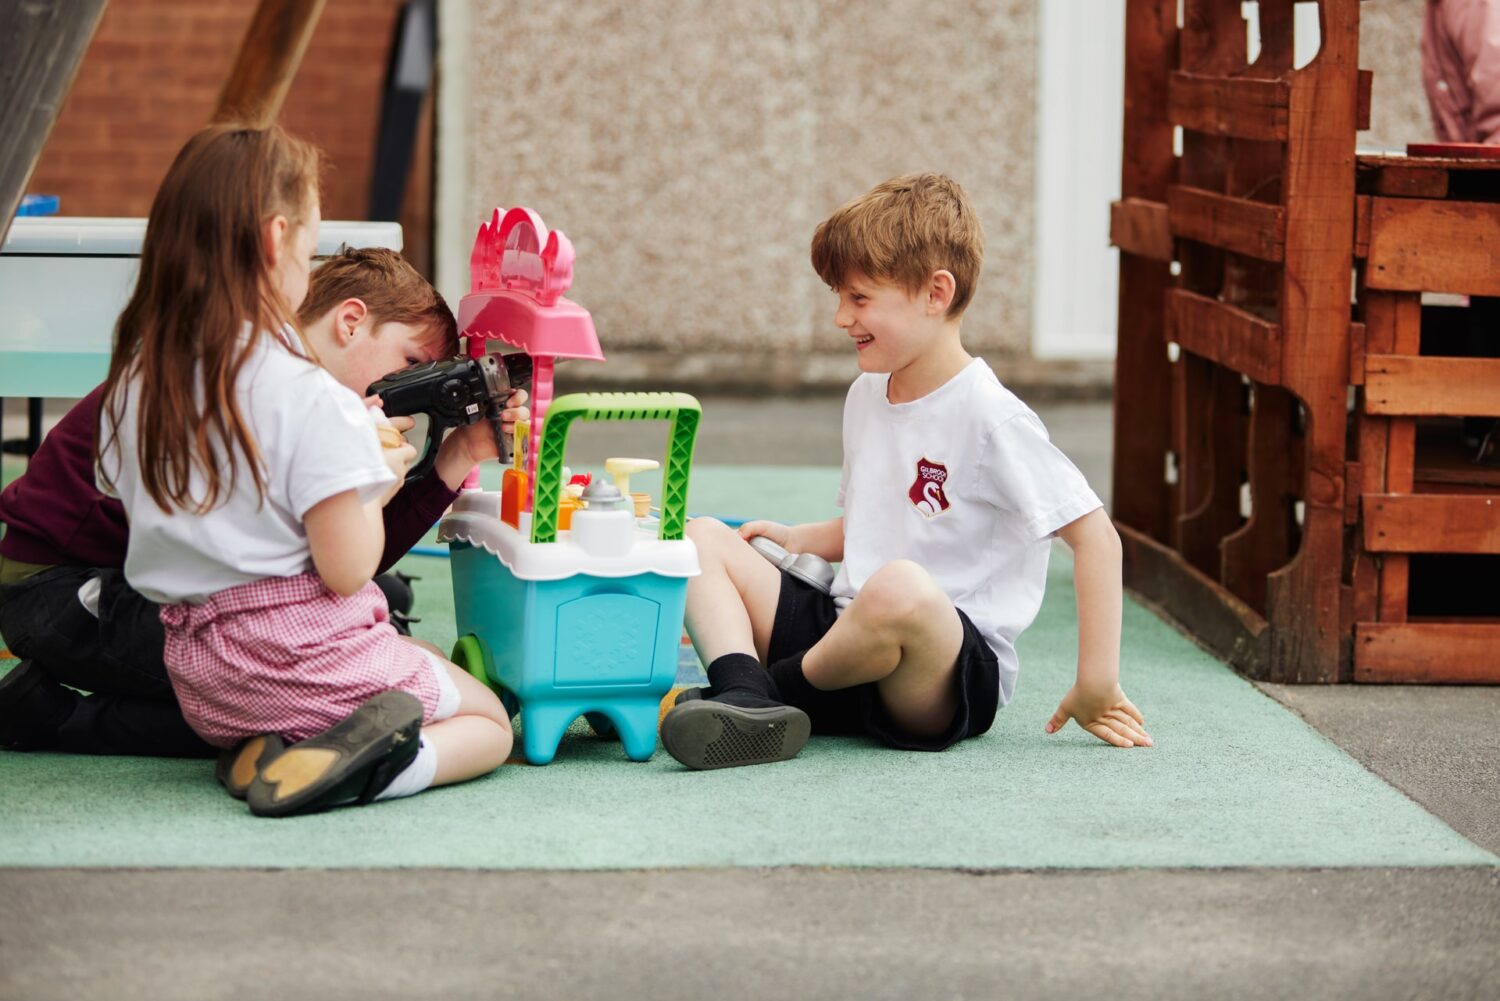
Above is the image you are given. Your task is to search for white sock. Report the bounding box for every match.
[373,736,438,801]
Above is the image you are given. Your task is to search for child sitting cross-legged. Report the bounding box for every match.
[660,172,1151,769]
[0,246,511,766]
[91,123,517,815]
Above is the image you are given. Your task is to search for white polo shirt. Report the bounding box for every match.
[98,331,396,605]
[832,358,1103,705]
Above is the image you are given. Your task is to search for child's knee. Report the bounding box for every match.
[445,663,512,728]
[862,560,946,625]
[685,516,734,550]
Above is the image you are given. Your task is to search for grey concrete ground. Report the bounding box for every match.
[3,868,1498,1001]
[3,395,1498,1001]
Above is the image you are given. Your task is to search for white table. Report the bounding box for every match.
[0,217,402,453]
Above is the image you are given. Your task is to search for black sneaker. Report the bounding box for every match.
[215,734,286,799]
[660,696,810,770]
[246,691,423,817]
[0,661,77,750]
[673,686,706,706]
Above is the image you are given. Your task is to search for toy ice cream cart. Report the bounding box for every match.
[438,207,701,764]
[441,394,700,764]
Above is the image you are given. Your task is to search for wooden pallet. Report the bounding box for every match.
[1349,155,1500,683]
[1112,0,1362,683]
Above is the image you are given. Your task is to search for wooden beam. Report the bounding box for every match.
[1364,355,1500,417]
[1110,198,1173,261]
[1369,165,1448,198]
[1167,288,1283,385]
[1347,321,1366,386]
[1168,184,1286,261]
[1355,623,1500,683]
[1353,194,1371,257]
[0,0,108,243]
[1356,69,1373,132]
[1119,522,1271,677]
[1111,0,1177,546]
[214,0,328,128]
[1366,197,1500,295]
[1364,292,1423,626]
[1168,71,1290,141]
[1363,494,1500,554]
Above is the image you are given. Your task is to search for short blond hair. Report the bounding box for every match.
[810,172,984,316]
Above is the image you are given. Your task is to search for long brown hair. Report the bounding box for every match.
[99,123,323,513]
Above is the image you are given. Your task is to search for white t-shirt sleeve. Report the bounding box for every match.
[977,412,1102,541]
[283,385,398,520]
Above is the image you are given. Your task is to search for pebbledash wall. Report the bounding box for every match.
[436,0,1432,395]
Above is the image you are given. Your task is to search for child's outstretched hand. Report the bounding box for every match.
[1045,681,1152,748]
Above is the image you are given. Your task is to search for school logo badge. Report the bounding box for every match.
[908,457,951,517]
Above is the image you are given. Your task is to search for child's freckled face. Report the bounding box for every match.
[831,273,932,374]
[338,321,447,397]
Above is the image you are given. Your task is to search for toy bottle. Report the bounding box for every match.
[570,480,635,558]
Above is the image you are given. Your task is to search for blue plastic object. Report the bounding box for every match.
[441,391,702,764]
[448,540,688,764]
[17,195,59,216]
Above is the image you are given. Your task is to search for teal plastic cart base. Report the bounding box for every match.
[441,392,702,765]
[449,541,685,764]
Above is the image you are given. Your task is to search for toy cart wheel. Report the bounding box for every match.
[450,634,495,691]
[584,712,617,739]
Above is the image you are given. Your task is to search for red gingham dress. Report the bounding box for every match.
[159,572,442,748]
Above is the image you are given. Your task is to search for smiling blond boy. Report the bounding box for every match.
[660,173,1150,770]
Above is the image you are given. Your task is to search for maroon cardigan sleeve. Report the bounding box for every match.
[376,473,460,574]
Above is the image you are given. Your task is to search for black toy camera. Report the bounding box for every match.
[366,353,532,479]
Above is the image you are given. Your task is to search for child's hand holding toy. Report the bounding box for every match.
[737,520,791,547]
[432,388,530,485]
[371,411,419,505]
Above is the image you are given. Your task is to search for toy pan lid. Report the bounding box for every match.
[438,491,699,581]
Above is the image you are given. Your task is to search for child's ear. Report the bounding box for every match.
[335,298,370,343]
[262,215,289,269]
[927,270,956,316]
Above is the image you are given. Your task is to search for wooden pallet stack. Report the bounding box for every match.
[1350,156,1500,682]
[1110,0,1368,683]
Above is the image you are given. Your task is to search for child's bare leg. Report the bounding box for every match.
[801,560,964,737]
[683,518,783,663]
[663,519,812,770]
[400,638,513,784]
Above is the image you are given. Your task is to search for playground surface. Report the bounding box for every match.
[2,397,1497,1000]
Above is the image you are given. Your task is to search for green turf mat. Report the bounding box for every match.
[0,466,1494,869]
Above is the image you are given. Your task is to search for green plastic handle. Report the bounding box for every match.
[530,392,702,544]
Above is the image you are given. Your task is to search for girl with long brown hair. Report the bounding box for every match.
[95,123,513,817]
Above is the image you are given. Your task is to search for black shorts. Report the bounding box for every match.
[765,572,1000,751]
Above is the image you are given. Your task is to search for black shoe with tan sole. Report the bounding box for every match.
[660,698,810,770]
[246,691,423,818]
[215,734,286,799]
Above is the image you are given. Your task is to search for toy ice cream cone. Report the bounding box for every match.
[377,425,406,450]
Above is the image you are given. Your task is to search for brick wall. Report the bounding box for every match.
[28,0,432,273]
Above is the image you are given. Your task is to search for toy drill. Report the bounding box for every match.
[366,352,532,479]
